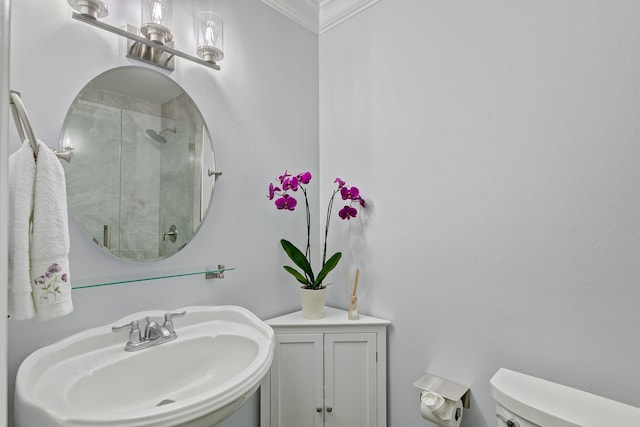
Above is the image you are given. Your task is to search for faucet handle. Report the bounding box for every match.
[163,311,186,336]
[164,310,186,322]
[112,320,142,343]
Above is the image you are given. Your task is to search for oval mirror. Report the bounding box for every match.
[59,66,217,262]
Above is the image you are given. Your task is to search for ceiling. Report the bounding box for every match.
[261,0,381,34]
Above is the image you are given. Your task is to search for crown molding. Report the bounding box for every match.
[262,0,319,33]
[318,0,381,33]
[262,0,381,34]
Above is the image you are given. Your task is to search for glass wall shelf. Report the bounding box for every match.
[71,266,235,290]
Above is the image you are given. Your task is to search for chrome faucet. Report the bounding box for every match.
[112,311,186,352]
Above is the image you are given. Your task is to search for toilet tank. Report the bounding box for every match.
[489,368,640,427]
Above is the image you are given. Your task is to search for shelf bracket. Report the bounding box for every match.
[206,264,227,280]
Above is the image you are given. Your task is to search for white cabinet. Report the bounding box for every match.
[260,307,389,427]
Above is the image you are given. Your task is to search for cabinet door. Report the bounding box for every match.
[324,333,377,427]
[270,334,324,427]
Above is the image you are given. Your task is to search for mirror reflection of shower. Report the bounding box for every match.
[146,127,177,144]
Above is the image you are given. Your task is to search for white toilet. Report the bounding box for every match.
[489,368,640,426]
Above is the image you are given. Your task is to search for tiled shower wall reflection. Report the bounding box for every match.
[159,93,201,258]
[64,90,196,261]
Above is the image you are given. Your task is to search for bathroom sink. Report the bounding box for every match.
[14,305,275,427]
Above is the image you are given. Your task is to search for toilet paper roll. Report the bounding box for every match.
[420,392,463,427]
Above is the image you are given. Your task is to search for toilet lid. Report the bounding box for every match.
[490,368,640,427]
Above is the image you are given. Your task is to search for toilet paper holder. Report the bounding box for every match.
[413,374,470,409]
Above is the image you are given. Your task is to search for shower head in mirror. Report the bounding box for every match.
[146,127,176,144]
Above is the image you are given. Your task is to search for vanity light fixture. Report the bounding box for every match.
[196,12,224,63]
[67,0,108,19]
[68,0,221,71]
[140,0,173,44]
[127,0,176,71]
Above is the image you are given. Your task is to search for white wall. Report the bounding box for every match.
[320,0,640,425]
[7,0,318,425]
[1,0,10,425]
[10,1,640,426]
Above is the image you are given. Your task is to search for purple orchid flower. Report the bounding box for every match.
[298,171,312,184]
[340,186,360,201]
[268,183,281,200]
[338,206,358,220]
[278,170,291,184]
[275,194,297,211]
[282,176,299,191]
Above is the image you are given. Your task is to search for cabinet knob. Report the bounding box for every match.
[326,406,333,413]
[316,407,322,413]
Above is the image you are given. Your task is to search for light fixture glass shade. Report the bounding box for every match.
[141,0,173,44]
[68,0,108,19]
[196,12,224,63]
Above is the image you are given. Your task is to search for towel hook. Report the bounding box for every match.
[9,90,38,157]
[8,90,72,162]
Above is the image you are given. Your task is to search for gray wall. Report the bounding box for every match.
[1,0,10,425]
[7,0,318,425]
[320,0,640,426]
[9,1,640,427]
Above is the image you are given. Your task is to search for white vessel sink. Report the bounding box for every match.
[14,305,275,427]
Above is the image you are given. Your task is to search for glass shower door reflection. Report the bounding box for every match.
[64,100,122,253]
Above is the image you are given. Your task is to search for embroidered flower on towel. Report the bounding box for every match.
[33,263,69,304]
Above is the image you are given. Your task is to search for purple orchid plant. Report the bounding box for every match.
[268,170,366,290]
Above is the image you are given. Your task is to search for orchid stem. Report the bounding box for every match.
[302,187,311,281]
[322,189,338,266]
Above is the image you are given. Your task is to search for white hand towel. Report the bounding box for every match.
[8,140,36,320]
[29,140,73,320]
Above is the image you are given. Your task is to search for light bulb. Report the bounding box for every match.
[151,0,163,24]
[196,11,223,63]
[141,0,173,43]
[205,21,218,46]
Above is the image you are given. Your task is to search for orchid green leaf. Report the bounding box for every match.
[313,252,342,288]
[283,265,309,285]
[280,239,315,283]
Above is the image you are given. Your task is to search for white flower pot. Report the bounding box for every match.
[299,287,327,319]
